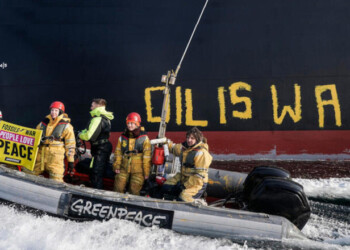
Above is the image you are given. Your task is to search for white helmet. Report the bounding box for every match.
[0,110,2,120]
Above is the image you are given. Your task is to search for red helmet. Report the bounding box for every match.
[50,101,65,112]
[126,112,141,126]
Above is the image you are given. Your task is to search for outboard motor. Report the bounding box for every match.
[243,166,290,199]
[243,166,311,230]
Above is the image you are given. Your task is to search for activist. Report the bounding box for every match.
[161,127,212,202]
[79,98,114,189]
[113,112,152,195]
[0,110,19,171]
[23,101,76,182]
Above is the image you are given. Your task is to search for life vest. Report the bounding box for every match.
[183,146,202,167]
[118,131,148,173]
[181,145,209,179]
[40,117,69,141]
[120,133,147,154]
[88,115,111,142]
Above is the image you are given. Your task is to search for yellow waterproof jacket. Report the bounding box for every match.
[113,128,151,176]
[168,141,212,185]
[37,113,76,163]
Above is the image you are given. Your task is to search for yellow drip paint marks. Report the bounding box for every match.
[208,179,221,185]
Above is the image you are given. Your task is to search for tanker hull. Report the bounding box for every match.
[1,0,349,162]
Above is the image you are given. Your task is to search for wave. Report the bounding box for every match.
[1,178,350,249]
[294,178,350,202]
[0,205,251,250]
[292,178,350,248]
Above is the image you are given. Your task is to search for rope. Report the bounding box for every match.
[175,0,209,76]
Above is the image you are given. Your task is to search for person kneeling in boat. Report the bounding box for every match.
[23,101,76,182]
[161,127,212,202]
[113,112,151,195]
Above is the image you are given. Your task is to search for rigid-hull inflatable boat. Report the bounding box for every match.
[0,164,310,244]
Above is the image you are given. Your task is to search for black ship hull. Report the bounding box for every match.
[1,0,349,160]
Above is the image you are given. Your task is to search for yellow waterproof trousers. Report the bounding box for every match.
[23,146,65,182]
[164,173,207,202]
[180,175,206,202]
[114,172,144,195]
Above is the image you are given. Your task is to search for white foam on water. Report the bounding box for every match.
[294,178,350,249]
[294,178,350,200]
[1,178,350,249]
[0,205,252,250]
[302,213,350,247]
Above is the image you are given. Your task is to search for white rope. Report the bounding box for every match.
[175,0,209,75]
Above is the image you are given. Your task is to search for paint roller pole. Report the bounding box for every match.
[158,0,209,139]
[152,0,210,176]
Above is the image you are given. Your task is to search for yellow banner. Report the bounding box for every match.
[0,120,42,171]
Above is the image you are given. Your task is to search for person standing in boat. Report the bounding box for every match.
[0,110,20,171]
[162,127,212,202]
[113,112,152,195]
[24,101,76,182]
[79,98,114,189]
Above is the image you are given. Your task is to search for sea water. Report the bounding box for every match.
[0,178,349,250]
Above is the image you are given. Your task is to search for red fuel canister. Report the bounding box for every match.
[152,146,165,165]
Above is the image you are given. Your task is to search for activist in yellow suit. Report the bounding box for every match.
[0,110,18,171]
[161,127,212,202]
[24,101,76,182]
[113,112,151,195]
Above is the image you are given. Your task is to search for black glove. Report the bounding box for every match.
[68,162,75,172]
[176,182,185,191]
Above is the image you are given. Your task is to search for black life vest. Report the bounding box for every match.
[88,115,111,142]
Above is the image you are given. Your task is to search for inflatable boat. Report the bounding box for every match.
[0,164,310,244]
